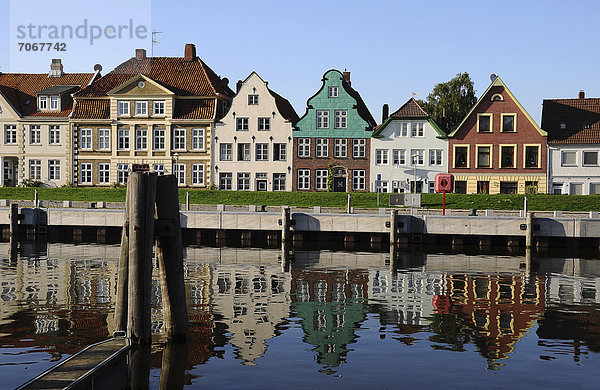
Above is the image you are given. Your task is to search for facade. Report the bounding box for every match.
[0,60,98,186]
[71,44,233,187]
[213,72,298,191]
[370,98,447,193]
[293,70,376,192]
[448,76,547,194]
[542,91,600,194]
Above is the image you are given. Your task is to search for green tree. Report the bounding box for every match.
[417,72,477,133]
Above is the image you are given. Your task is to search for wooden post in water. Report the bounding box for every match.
[526,212,534,250]
[160,342,188,389]
[10,203,18,261]
[186,191,190,211]
[281,206,291,269]
[34,189,38,208]
[127,172,157,344]
[389,210,398,267]
[155,175,189,342]
[114,187,131,333]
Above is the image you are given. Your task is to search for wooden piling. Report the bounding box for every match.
[526,212,534,250]
[10,203,18,261]
[127,172,157,344]
[390,210,398,265]
[155,175,189,342]
[114,187,131,333]
[160,342,188,389]
[281,206,291,259]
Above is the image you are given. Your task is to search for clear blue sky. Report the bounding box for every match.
[1,0,600,123]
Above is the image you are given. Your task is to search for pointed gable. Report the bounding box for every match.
[390,97,429,118]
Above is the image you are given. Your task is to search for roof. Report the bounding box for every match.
[35,85,81,95]
[0,73,96,117]
[75,56,234,98]
[71,99,110,119]
[268,88,299,124]
[173,99,215,120]
[340,75,377,128]
[542,98,600,144]
[389,97,429,118]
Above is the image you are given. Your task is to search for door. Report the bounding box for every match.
[333,177,346,192]
[3,160,14,187]
[256,179,267,191]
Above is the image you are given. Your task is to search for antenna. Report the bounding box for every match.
[490,73,498,82]
[151,31,163,57]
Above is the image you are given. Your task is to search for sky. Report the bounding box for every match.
[1,0,600,123]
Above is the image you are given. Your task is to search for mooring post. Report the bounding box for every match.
[347,194,352,214]
[526,211,534,250]
[160,342,188,389]
[34,189,38,208]
[186,191,190,211]
[127,172,158,344]
[10,203,18,261]
[390,210,398,266]
[155,175,189,342]
[114,187,131,333]
[281,206,291,264]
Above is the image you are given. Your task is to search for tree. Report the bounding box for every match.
[417,72,477,133]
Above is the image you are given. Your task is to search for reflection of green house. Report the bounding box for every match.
[292,300,369,367]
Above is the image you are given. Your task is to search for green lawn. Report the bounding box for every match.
[1,187,600,211]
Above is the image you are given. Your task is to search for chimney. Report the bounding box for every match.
[48,59,64,77]
[184,43,197,62]
[382,104,389,123]
[135,49,146,60]
[579,90,585,99]
[342,70,351,86]
[236,80,243,94]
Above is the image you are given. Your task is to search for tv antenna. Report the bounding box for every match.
[151,31,163,57]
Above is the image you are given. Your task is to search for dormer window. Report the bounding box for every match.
[248,94,259,105]
[38,96,48,110]
[135,101,148,116]
[118,101,130,116]
[50,96,59,110]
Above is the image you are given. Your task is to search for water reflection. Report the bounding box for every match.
[1,243,600,388]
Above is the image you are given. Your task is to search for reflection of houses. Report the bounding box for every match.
[291,268,369,367]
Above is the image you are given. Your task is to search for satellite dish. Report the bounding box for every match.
[94,64,103,72]
[490,73,498,82]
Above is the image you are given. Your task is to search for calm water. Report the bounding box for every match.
[1,243,600,388]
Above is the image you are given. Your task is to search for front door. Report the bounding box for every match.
[256,179,267,191]
[3,160,15,187]
[333,177,346,192]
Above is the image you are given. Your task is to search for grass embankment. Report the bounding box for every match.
[0,187,599,211]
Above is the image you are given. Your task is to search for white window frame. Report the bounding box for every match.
[316,110,329,129]
[48,160,60,180]
[316,138,329,157]
[334,138,347,158]
[118,128,130,150]
[258,117,270,131]
[174,163,185,185]
[49,125,60,145]
[4,125,16,144]
[237,143,251,161]
[98,163,110,184]
[328,86,338,98]
[220,172,233,190]
[153,101,165,116]
[298,138,311,157]
[334,110,347,129]
[135,101,148,116]
[173,128,186,150]
[353,139,366,158]
[256,143,269,161]
[375,149,389,165]
[411,122,424,137]
[30,125,41,144]
[429,149,443,166]
[393,149,406,166]
[316,169,328,191]
[98,128,110,150]
[50,96,59,110]
[153,128,165,150]
[118,101,130,116]
[248,94,259,105]
[192,128,205,150]
[135,128,148,150]
[411,149,424,166]
[30,160,42,180]
[80,128,92,150]
[273,143,286,161]
[352,170,365,191]
[237,172,250,191]
[561,150,577,167]
[273,173,286,191]
[297,169,310,190]
[192,163,204,185]
[38,96,48,110]
[220,143,233,161]
[236,117,249,131]
[80,162,92,184]
[117,164,129,184]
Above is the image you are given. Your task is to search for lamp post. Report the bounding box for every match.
[412,154,417,193]
[172,152,180,183]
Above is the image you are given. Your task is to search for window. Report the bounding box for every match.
[501,114,516,132]
[30,125,41,144]
[236,118,249,131]
[454,146,468,168]
[38,96,48,110]
[153,128,165,150]
[80,128,92,150]
[273,143,286,161]
[454,181,467,194]
[237,172,250,190]
[237,143,251,161]
[117,164,129,184]
[477,181,489,194]
[153,101,165,116]
[258,117,270,131]
[118,101,130,116]
[135,128,147,150]
[298,138,311,157]
[334,110,347,129]
[48,160,60,180]
[393,149,406,166]
[334,139,347,157]
[49,125,60,144]
[256,172,268,191]
[316,138,329,157]
[192,128,205,150]
[98,163,110,184]
[353,139,366,158]
[135,101,148,116]
[525,181,538,193]
[98,128,110,150]
[50,96,59,110]
[491,94,504,101]
[4,125,16,144]
[153,164,165,174]
[219,172,233,190]
[353,170,365,191]
[411,149,424,165]
[174,164,185,185]
[583,151,598,166]
[248,94,259,105]
[477,146,491,168]
[316,110,329,129]
[79,162,91,183]
[570,183,583,195]
[273,173,286,191]
[525,145,540,168]
[429,149,443,166]
[411,122,424,137]
[500,182,518,194]
[118,128,130,150]
[590,183,600,195]
[256,143,269,161]
[395,122,408,137]
[316,169,328,190]
[297,169,310,190]
[220,143,233,161]
[377,181,389,193]
[192,164,204,185]
[375,149,389,165]
[561,151,577,166]
[478,114,492,132]
[328,86,338,98]
[500,145,516,168]
[173,128,186,150]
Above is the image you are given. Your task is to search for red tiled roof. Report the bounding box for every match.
[390,97,429,118]
[542,98,600,144]
[173,99,215,120]
[0,73,95,117]
[72,99,110,119]
[76,57,234,98]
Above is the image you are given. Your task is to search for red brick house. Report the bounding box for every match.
[448,76,547,194]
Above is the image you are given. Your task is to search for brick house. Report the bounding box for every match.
[71,44,233,187]
[293,69,376,192]
[542,91,600,194]
[448,76,547,194]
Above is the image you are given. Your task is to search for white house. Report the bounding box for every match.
[213,72,299,191]
[370,98,447,193]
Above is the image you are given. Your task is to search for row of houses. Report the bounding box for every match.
[0,43,597,194]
